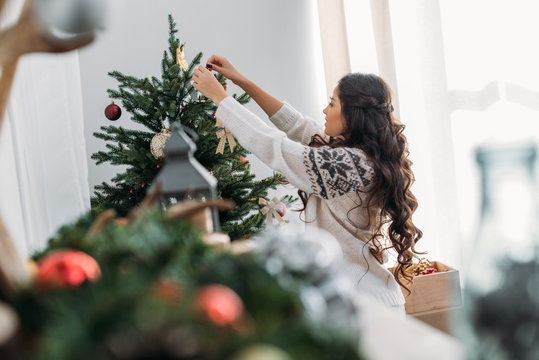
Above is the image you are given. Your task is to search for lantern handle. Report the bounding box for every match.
[178,124,198,143]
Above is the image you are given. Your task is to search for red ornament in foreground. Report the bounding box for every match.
[38,250,101,289]
[105,101,122,121]
[196,284,244,326]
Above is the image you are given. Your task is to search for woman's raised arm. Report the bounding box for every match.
[206,55,283,118]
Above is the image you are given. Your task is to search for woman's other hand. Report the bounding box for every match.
[206,55,248,86]
[192,65,228,105]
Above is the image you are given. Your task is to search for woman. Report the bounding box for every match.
[192,55,422,313]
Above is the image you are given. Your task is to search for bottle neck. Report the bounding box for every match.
[476,146,538,263]
[480,159,536,219]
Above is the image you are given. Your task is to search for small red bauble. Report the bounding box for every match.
[105,101,122,121]
[141,184,145,188]
[129,190,133,194]
[276,201,287,217]
[152,278,183,303]
[420,268,438,275]
[157,165,161,168]
[115,217,129,226]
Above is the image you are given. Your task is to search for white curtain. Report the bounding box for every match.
[0,0,90,257]
[319,0,461,269]
[319,0,539,275]
[317,0,351,97]
[379,0,462,270]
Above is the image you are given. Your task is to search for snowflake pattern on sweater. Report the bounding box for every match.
[304,146,374,200]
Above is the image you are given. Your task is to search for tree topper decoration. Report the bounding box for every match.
[176,43,189,72]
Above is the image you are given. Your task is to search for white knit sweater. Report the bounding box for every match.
[216,96,405,307]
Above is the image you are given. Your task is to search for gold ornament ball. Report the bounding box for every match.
[150,129,171,160]
[230,345,292,360]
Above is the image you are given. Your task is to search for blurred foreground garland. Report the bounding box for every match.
[6,210,365,360]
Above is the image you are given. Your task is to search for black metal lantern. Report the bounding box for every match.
[151,124,220,231]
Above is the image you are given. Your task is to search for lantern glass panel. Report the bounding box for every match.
[151,124,220,231]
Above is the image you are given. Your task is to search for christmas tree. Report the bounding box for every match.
[91,15,294,240]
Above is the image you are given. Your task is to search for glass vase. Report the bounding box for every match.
[463,143,539,359]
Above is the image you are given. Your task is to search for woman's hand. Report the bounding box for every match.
[192,65,228,105]
[206,55,248,86]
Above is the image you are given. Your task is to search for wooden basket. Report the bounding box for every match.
[391,261,462,314]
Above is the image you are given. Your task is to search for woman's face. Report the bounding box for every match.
[322,88,347,137]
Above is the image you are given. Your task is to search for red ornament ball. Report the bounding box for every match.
[276,201,287,217]
[196,284,244,326]
[38,250,101,289]
[105,102,122,121]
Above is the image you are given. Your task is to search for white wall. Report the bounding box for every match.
[78,0,327,224]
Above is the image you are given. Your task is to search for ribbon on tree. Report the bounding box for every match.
[259,197,285,225]
[215,120,236,154]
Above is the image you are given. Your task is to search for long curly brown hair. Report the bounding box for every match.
[298,73,423,292]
